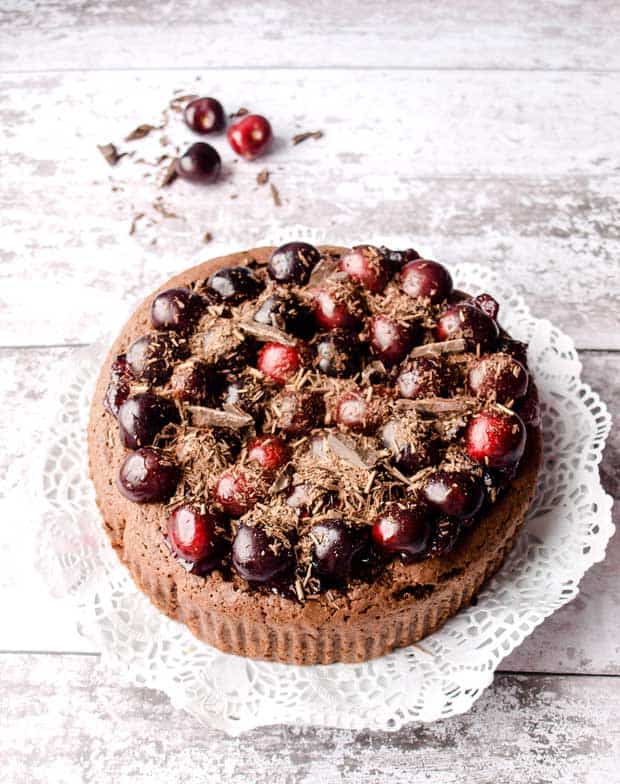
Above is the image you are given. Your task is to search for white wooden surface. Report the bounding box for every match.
[0,2,618,781]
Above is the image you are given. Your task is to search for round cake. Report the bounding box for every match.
[88,243,542,665]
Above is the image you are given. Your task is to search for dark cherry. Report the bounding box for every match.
[471,293,499,320]
[468,353,529,403]
[369,316,420,367]
[167,504,222,564]
[379,246,420,272]
[205,266,261,304]
[151,287,203,332]
[170,360,219,405]
[336,388,384,433]
[465,409,527,468]
[227,114,273,160]
[232,524,294,583]
[314,330,361,377]
[215,467,260,517]
[313,288,362,332]
[339,245,389,293]
[183,97,226,134]
[311,520,369,582]
[117,447,179,503]
[400,260,453,303]
[436,303,499,351]
[257,342,302,384]
[221,375,265,419]
[274,389,325,434]
[117,392,180,449]
[126,332,188,385]
[498,337,529,368]
[104,354,133,417]
[381,420,440,475]
[247,435,289,471]
[372,501,434,558]
[422,470,485,519]
[396,356,445,399]
[176,142,221,183]
[268,242,320,285]
[254,294,315,340]
[516,381,541,427]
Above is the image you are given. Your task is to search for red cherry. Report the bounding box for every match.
[422,470,485,519]
[465,409,526,468]
[372,501,433,558]
[183,97,226,134]
[339,246,389,293]
[400,260,453,303]
[369,316,420,367]
[257,342,301,384]
[167,505,221,563]
[215,467,260,517]
[313,288,361,331]
[247,435,289,471]
[227,114,272,160]
[468,353,529,403]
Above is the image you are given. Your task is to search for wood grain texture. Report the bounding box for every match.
[1,0,620,71]
[1,653,619,784]
[1,347,617,673]
[2,70,619,348]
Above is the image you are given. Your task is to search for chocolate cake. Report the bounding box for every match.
[88,243,542,664]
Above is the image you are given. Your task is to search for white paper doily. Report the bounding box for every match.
[36,252,614,735]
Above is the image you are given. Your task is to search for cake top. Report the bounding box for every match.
[103,242,538,602]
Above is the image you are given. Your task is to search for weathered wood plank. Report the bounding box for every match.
[1,348,617,673]
[1,654,618,783]
[1,0,620,71]
[2,70,619,349]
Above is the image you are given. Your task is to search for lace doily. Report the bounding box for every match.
[36,251,614,735]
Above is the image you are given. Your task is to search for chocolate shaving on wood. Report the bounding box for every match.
[203,231,213,243]
[230,107,249,118]
[187,406,253,429]
[159,157,179,187]
[395,397,476,415]
[169,94,199,112]
[128,212,145,236]
[409,338,467,357]
[153,197,179,219]
[256,169,270,185]
[125,123,161,141]
[238,320,296,345]
[270,183,282,207]
[97,143,125,166]
[292,130,324,145]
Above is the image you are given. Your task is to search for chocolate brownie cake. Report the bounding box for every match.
[88,243,542,664]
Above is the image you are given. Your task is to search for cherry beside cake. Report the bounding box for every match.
[88,243,542,664]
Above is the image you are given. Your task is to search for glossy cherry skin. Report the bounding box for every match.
[170,360,219,405]
[247,435,289,471]
[339,245,389,293]
[232,524,294,583]
[254,294,315,340]
[104,354,133,417]
[516,382,541,427]
[151,287,203,332]
[117,392,180,449]
[268,242,320,285]
[422,470,485,519]
[436,303,499,351]
[400,260,453,303]
[215,467,259,517]
[313,288,361,331]
[183,97,226,134]
[314,330,361,377]
[372,501,434,558]
[227,114,273,160]
[336,391,371,432]
[471,293,499,320]
[396,356,445,399]
[381,246,420,272]
[468,353,529,404]
[465,409,527,468]
[206,266,261,304]
[117,447,179,503]
[497,337,529,368]
[126,332,188,385]
[311,520,369,581]
[167,504,222,564]
[274,389,325,434]
[176,142,221,183]
[257,342,302,384]
[369,316,420,367]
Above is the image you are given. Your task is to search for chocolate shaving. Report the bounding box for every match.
[270,183,282,207]
[256,169,270,186]
[169,94,199,112]
[97,143,125,166]
[187,405,253,429]
[395,397,476,415]
[269,463,294,494]
[159,157,179,187]
[292,130,323,145]
[325,433,380,470]
[129,212,145,236]
[362,359,387,383]
[409,338,467,357]
[125,123,161,141]
[203,231,213,243]
[307,258,339,288]
[153,197,180,219]
[230,107,249,118]
[238,320,296,345]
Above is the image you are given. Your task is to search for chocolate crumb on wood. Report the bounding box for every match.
[256,169,270,186]
[292,130,324,145]
[270,183,282,206]
[97,143,125,166]
[125,123,162,142]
